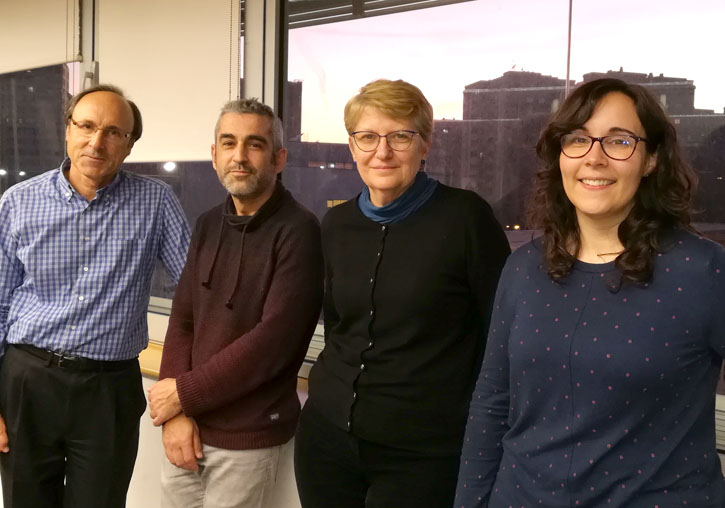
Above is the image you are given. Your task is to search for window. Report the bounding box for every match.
[1,0,724,304]
[280,0,725,398]
[0,0,243,304]
[282,0,725,236]
[0,64,72,194]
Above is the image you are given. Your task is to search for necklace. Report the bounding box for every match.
[596,250,623,262]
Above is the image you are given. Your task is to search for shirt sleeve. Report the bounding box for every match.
[0,193,24,356]
[158,187,191,285]
[174,218,324,417]
[455,256,518,508]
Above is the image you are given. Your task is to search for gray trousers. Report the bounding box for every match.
[161,439,295,508]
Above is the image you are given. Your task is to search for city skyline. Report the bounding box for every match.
[288,0,725,143]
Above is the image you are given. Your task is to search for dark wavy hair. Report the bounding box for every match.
[530,78,697,283]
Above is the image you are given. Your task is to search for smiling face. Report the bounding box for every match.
[211,112,286,215]
[349,107,431,207]
[65,91,135,193]
[559,92,656,228]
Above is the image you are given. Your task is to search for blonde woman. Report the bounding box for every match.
[294,79,509,507]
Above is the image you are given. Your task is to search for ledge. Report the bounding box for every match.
[139,341,164,378]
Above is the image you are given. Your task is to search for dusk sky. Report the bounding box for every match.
[287,0,725,143]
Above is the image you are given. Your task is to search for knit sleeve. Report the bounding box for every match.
[158,220,200,379]
[466,195,511,352]
[320,208,340,336]
[455,256,518,508]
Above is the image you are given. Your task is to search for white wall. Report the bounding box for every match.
[97,0,240,162]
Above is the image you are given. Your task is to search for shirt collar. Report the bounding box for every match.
[55,159,75,201]
[54,158,125,203]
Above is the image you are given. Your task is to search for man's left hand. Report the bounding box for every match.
[162,414,203,472]
[148,377,182,426]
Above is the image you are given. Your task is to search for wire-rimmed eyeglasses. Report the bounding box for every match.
[560,133,647,161]
[69,118,132,144]
[350,130,419,152]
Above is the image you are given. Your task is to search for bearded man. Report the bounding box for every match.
[148,98,323,508]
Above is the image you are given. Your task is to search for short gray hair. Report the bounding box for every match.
[214,98,284,152]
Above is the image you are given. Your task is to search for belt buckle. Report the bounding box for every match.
[49,350,75,368]
[47,350,64,367]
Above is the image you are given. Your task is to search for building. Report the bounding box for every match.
[0,64,70,192]
[426,71,573,225]
[427,69,725,225]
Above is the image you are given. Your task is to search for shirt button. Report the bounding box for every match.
[347,421,351,429]
[84,237,90,241]
[369,278,374,283]
[369,310,374,316]
[83,266,89,272]
[360,364,365,370]
[70,325,76,330]
[78,296,84,301]
[353,392,357,399]
[368,341,373,348]
[377,251,381,256]
[381,225,387,231]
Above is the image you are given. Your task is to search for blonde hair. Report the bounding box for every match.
[344,79,433,143]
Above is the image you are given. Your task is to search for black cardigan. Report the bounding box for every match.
[307,184,510,454]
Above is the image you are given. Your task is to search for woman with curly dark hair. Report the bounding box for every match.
[454,78,725,507]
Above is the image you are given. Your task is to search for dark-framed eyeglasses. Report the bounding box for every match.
[69,118,132,144]
[350,130,419,152]
[560,133,647,161]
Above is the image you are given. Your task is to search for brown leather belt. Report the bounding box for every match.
[12,344,137,372]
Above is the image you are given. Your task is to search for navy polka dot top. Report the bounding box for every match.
[455,230,725,507]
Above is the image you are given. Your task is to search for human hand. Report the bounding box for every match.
[0,413,8,452]
[162,414,203,472]
[148,377,182,426]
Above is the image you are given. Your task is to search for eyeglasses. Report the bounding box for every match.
[560,133,647,161]
[69,118,131,144]
[350,130,419,152]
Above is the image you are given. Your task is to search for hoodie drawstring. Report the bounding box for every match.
[226,226,247,308]
[202,218,226,288]
[203,184,286,306]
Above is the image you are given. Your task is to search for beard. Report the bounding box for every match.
[219,163,276,200]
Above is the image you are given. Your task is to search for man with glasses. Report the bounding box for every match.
[147,98,323,508]
[0,84,190,507]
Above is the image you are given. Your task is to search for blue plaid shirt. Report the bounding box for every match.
[0,160,191,360]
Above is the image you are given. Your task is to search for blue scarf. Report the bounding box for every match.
[358,171,438,224]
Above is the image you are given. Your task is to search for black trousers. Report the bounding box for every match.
[294,403,460,508]
[0,345,147,508]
